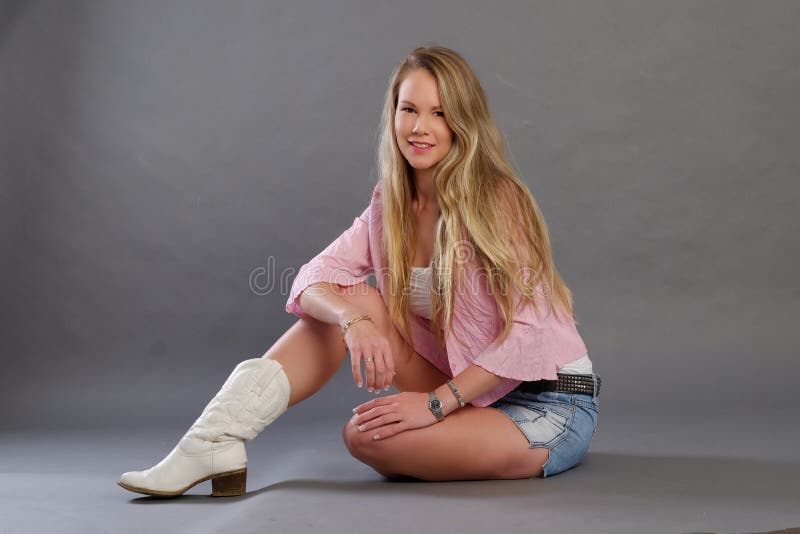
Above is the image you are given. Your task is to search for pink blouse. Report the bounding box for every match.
[285,182,588,407]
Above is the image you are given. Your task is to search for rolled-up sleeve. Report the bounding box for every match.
[469,292,586,383]
[285,205,374,317]
[470,318,556,380]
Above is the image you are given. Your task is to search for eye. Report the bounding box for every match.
[434,111,445,117]
[401,107,415,113]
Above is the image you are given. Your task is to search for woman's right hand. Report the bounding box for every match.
[343,318,395,394]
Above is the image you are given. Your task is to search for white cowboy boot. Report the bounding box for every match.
[118,357,291,497]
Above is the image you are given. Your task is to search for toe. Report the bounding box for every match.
[119,470,144,486]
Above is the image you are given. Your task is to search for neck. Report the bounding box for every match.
[412,170,439,212]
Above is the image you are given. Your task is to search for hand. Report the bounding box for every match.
[343,318,395,393]
[350,392,438,441]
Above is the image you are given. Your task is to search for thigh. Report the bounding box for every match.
[344,404,550,481]
[490,390,599,478]
[333,282,449,393]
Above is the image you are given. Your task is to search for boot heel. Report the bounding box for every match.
[211,468,247,497]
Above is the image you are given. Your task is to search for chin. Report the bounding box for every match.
[410,163,435,171]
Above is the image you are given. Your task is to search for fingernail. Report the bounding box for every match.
[372,435,380,441]
[358,425,365,432]
[367,387,373,393]
[357,383,362,388]
[384,385,390,391]
[352,408,357,413]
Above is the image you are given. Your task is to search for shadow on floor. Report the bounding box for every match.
[121,451,800,509]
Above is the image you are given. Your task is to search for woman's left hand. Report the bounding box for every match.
[351,391,438,441]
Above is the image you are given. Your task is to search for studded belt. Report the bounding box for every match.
[514,373,601,397]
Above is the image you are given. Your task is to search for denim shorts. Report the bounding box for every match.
[489,376,600,478]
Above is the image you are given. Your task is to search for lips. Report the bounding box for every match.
[410,142,434,153]
[409,141,434,148]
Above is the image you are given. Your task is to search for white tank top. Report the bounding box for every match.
[409,266,434,320]
[407,266,594,374]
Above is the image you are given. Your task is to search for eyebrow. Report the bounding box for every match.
[399,100,442,110]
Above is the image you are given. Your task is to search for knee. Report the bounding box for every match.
[341,418,380,461]
[341,419,398,477]
[336,283,390,326]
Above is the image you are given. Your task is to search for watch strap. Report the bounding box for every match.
[428,391,445,422]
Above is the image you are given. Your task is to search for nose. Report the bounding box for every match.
[412,115,430,135]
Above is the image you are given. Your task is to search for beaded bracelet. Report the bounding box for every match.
[341,313,372,341]
[446,379,466,408]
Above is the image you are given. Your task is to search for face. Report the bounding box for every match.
[394,69,454,179]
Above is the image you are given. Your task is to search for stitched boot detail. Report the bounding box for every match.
[186,358,291,442]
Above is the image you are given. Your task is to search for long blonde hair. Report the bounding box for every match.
[376,45,576,350]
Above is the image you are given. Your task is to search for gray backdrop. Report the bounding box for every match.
[1,0,798,432]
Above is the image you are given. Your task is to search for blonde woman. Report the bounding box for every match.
[118,45,600,497]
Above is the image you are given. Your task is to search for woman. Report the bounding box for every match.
[118,45,600,497]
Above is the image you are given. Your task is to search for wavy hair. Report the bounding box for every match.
[376,45,576,350]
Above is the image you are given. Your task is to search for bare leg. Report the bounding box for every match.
[265,282,448,407]
[118,282,454,497]
[344,405,550,480]
[263,314,348,407]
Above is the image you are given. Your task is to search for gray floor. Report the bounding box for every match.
[1,410,798,534]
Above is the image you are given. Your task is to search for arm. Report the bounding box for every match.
[286,185,396,391]
[351,363,505,440]
[299,281,396,391]
[298,281,364,329]
[432,363,505,416]
[286,201,374,318]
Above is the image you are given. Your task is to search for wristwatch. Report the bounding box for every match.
[428,391,445,422]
